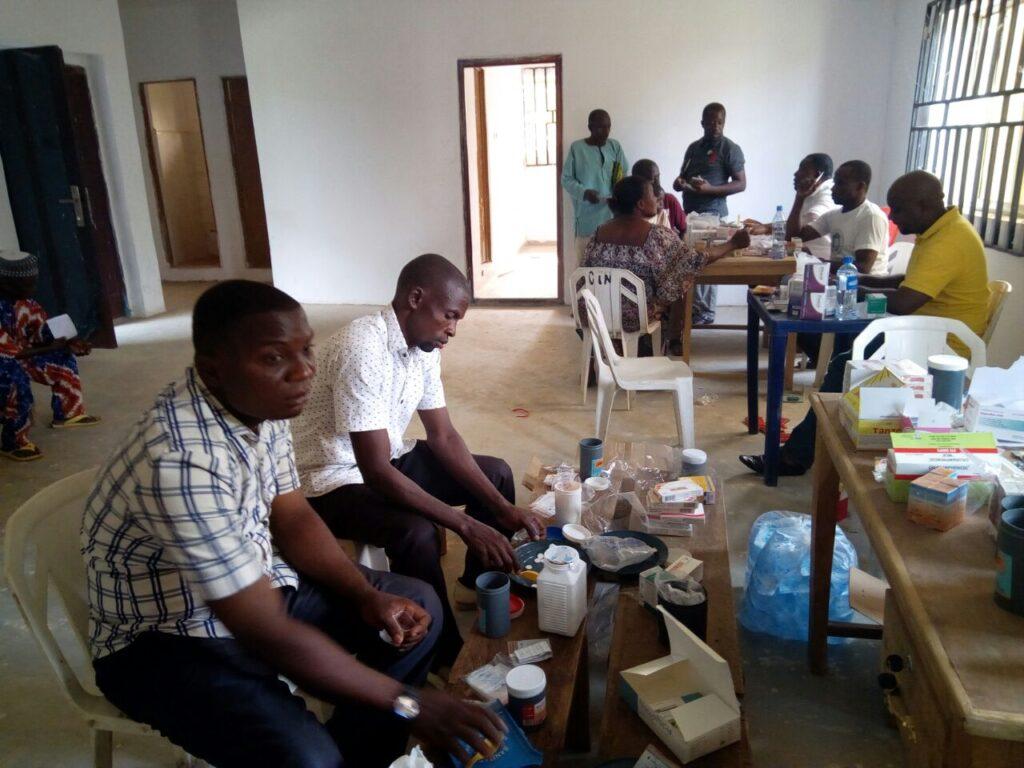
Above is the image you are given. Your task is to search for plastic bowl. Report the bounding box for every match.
[561,523,593,545]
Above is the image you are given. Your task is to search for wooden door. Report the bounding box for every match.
[0,46,116,347]
[222,76,271,269]
[63,65,127,327]
[472,68,492,265]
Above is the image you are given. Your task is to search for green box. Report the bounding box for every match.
[866,293,888,317]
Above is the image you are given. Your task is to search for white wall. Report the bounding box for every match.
[880,0,1023,368]
[119,0,269,282]
[0,0,164,316]
[237,0,898,306]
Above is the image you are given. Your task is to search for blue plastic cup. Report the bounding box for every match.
[476,572,510,638]
[579,438,603,479]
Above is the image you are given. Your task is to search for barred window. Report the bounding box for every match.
[522,65,556,167]
[909,0,1024,254]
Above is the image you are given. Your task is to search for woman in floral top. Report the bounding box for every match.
[577,176,749,344]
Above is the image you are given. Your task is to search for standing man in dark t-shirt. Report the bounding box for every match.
[673,102,747,324]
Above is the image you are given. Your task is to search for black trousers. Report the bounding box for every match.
[93,569,441,768]
[309,440,516,667]
[781,334,884,469]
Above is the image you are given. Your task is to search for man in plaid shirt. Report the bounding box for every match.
[82,281,505,767]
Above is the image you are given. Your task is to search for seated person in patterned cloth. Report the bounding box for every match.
[0,249,99,461]
[632,159,686,236]
[82,280,505,768]
[577,175,749,353]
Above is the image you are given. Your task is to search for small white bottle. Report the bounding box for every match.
[537,547,587,637]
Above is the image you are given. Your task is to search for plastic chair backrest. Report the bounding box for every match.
[4,468,124,719]
[570,267,649,336]
[851,316,987,376]
[580,288,621,384]
[886,241,914,276]
[983,280,1012,345]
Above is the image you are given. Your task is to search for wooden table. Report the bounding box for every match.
[745,291,875,486]
[447,586,590,766]
[808,393,1024,766]
[680,253,795,363]
[598,485,752,766]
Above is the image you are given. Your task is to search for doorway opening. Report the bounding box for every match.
[140,79,220,268]
[459,56,562,302]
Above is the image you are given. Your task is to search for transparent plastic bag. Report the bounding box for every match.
[739,511,858,642]
[582,535,655,570]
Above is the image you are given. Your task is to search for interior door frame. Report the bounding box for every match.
[138,77,220,268]
[457,54,563,305]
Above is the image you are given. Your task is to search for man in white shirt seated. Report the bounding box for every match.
[792,159,890,275]
[292,254,543,669]
[744,153,838,261]
[83,281,506,768]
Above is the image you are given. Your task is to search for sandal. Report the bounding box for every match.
[1,443,43,462]
[51,414,101,429]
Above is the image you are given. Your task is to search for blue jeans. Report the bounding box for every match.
[781,335,884,468]
[94,569,442,768]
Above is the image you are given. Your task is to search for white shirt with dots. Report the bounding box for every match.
[291,306,445,496]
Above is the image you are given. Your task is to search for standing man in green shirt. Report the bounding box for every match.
[561,108,627,302]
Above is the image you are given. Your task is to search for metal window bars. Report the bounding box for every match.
[908,0,1024,253]
[522,65,557,167]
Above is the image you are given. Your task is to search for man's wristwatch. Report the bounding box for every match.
[392,686,421,721]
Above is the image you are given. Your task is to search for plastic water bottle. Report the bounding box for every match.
[836,255,859,320]
[770,205,786,259]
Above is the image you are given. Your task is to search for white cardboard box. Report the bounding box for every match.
[964,396,1024,447]
[619,607,741,764]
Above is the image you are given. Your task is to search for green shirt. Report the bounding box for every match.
[561,138,627,236]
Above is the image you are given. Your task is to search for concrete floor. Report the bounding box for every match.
[474,243,558,300]
[0,282,900,767]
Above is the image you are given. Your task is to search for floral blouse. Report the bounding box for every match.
[578,224,708,332]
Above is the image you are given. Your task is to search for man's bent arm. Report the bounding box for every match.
[350,429,472,534]
[270,489,376,602]
[859,274,904,290]
[211,577,402,707]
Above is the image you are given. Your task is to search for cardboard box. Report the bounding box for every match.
[907,468,969,531]
[620,608,741,764]
[840,369,916,449]
[964,357,1024,447]
[964,397,1024,447]
[843,359,933,397]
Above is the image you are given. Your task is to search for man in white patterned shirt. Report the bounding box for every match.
[292,254,543,668]
[82,281,506,768]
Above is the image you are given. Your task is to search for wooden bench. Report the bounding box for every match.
[598,487,753,766]
[447,585,591,767]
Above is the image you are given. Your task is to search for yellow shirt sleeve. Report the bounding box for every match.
[900,243,960,299]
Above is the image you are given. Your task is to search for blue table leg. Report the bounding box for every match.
[764,331,789,487]
[746,299,759,435]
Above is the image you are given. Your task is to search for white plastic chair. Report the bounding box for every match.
[570,267,662,407]
[852,315,986,375]
[886,241,914,276]
[983,280,1012,346]
[4,468,203,768]
[580,288,695,447]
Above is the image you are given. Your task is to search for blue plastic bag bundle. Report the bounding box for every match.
[739,511,858,642]
[444,700,542,768]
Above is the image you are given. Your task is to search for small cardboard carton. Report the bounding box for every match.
[840,369,915,449]
[619,608,741,764]
[843,359,933,398]
[963,357,1024,447]
[907,467,969,531]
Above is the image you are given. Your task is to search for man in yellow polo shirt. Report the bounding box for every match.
[858,170,989,355]
[739,170,991,478]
